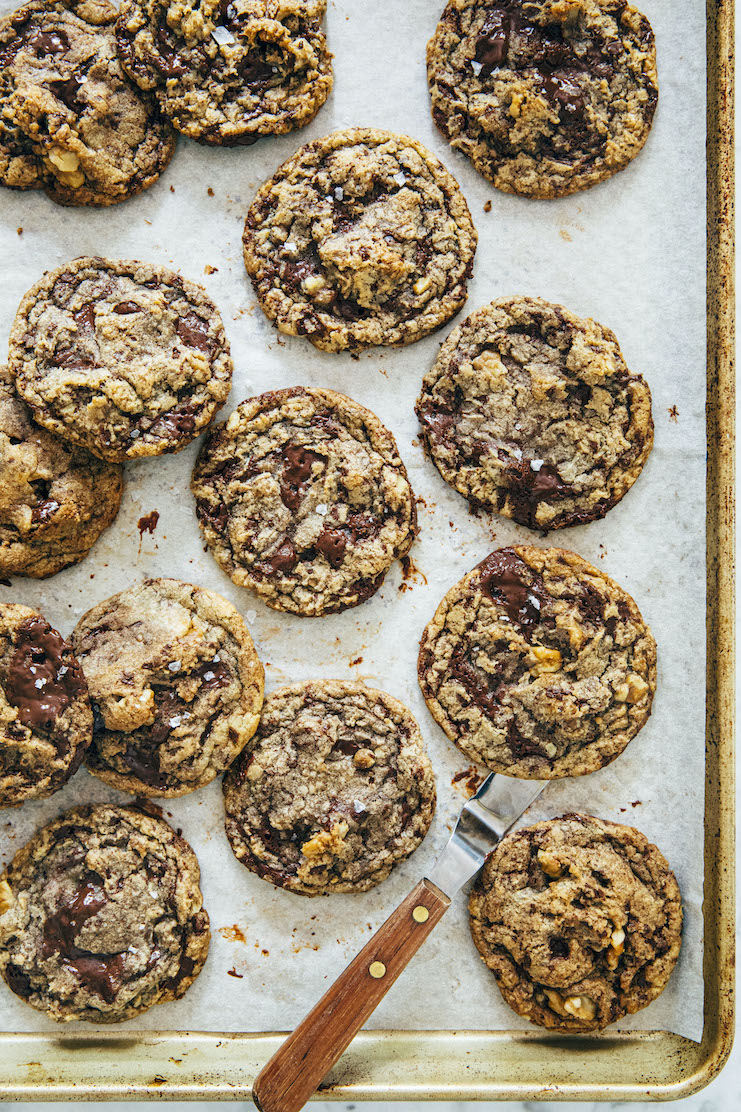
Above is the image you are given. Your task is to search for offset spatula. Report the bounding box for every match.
[252,773,547,1112]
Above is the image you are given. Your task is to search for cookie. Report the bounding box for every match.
[418,546,656,779]
[0,366,123,579]
[427,0,659,199]
[0,0,175,205]
[71,578,264,797]
[0,602,92,807]
[9,257,233,462]
[243,127,478,353]
[468,814,682,1031]
[416,297,653,530]
[191,387,417,617]
[116,0,332,146]
[0,802,210,1022]
[223,680,436,896]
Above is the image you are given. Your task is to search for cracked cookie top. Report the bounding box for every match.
[416,297,653,531]
[9,257,233,462]
[0,802,210,1022]
[0,602,92,806]
[468,814,682,1031]
[223,679,436,895]
[116,0,332,145]
[0,365,123,578]
[71,578,264,797]
[418,546,656,779]
[427,0,658,199]
[191,387,417,617]
[0,0,175,205]
[243,127,477,353]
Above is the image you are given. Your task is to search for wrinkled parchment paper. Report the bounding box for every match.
[0,0,706,1042]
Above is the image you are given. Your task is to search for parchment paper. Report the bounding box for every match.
[0,0,706,1042]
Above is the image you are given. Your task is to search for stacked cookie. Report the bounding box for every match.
[0,0,684,1042]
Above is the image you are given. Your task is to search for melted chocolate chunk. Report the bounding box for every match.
[123,733,169,789]
[113,301,141,314]
[154,402,198,439]
[279,444,325,511]
[152,26,188,77]
[48,72,86,111]
[177,311,212,354]
[503,458,572,528]
[449,646,501,716]
[478,550,549,632]
[41,872,126,1003]
[315,528,346,568]
[333,735,361,756]
[26,26,69,56]
[259,538,298,576]
[5,617,86,732]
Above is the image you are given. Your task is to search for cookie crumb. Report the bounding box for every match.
[483,200,492,212]
[207,187,215,196]
[16,227,22,235]
[204,265,219,275]
[668,405,679,422]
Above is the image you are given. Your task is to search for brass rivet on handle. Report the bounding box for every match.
[369,961,386,979]
[412,906,429,923]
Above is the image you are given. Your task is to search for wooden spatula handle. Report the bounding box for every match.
[252,878,450,1112]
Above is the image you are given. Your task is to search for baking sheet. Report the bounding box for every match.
[0,0,706,1043]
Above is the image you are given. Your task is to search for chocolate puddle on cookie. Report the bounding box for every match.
[41,872,126,1004]
[5,616,86,734]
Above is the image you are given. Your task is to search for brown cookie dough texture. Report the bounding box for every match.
[469,814,682,1031]
[192,387,417,617]
[427,0,658,199]
[223,680,436,895]
[116,0,332,145]
[243,128,478,353]
[0,366,123,578]
[0,802,210,1022]
[0,603,92,807]
[9,257,234,462]
[418,546,656,779]
[416,297,653,530]
[71,578,265,797]
[0,0,175,205]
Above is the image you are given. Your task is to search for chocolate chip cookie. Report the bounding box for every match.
[191,387,417,617]
[418,546,656,779]
[416,297,653,530]
[0,603,92,807]
[223,680,436,896]
[427,0,659,199]
[243,127,478,352]
[469,814,682,1031]
[116,0,332,146]
[9,257,233,462]
[71,578,264,797]
[0,0,175,205]
[0,365,123,579]
[0,802,210,1022]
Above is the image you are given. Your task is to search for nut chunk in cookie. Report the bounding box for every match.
[416,297,653,530]
[0,603,92,807]
[469,814,682,1030]
[243,128,477,353]
[223,680,436,895]
[72,579,264,797]
[0,0,175,205]
[116,0,333,146]
[191,387,417,617]
[0,365,123,578]
[427,0,659,199]
[9,258,233,462]
[418,546,656,779]
[0,803,210,1022]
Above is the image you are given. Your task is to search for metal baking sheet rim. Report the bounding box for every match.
[0,0,734,1100]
